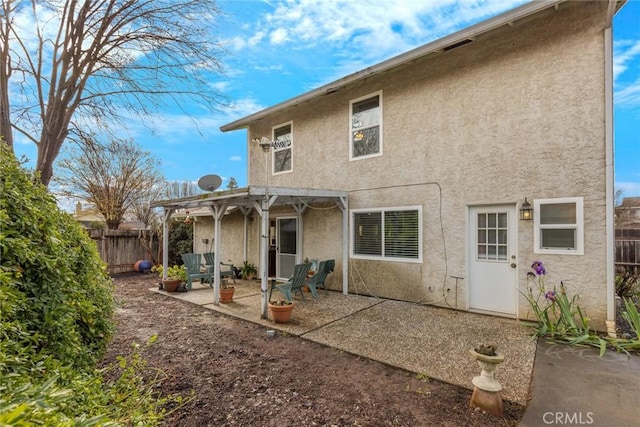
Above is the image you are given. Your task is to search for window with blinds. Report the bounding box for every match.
[352,207,421,261]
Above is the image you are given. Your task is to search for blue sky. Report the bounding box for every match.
[13,0,640,198]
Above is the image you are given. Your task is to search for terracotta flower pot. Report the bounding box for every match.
[162,279,182,292]
[269,302,294,323]
[220,287,235,303]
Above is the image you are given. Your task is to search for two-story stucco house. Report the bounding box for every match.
[157,0,625,330]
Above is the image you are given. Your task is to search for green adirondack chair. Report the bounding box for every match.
[304,260,329,298]
[311,259,334,296]
[181,253,213,290]
[203,252,236,284]
[274,262,311,301]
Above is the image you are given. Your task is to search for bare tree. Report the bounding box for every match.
[162,180,202,200]
[0,0,225,186]
[57,135,162,229]
[226,176,238,189]
[615,187,625,207]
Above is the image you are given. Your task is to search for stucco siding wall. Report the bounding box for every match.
[194,214,249,270]
[242,2,609,326]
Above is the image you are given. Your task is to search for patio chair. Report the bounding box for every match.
[181,253,213,290]
[203,252,236,284]
[312,259,334,296]
[304,260,328,298]
[274,262,311,301]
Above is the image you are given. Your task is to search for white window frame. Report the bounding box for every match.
[272,121,293,175]
[349,91,383,161]
[350,206,422,263]
[534,197,584,255]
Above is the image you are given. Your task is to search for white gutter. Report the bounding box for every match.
[605,26,616,336]
[220,0,565,132]
[604,0,625,336]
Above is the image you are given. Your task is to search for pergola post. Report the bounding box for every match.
[209,203,228,305]
[338,197,349,295]
[254,195,278,319]
[161,208,174,280]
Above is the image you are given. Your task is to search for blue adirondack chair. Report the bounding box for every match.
[203,252,236,284]
[181,253,213,290]
[274,262,311,301]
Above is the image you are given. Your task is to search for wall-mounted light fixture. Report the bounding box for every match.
[252,136,273,152]
[520,198,533,221]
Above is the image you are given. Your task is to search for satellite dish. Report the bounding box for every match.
[198,174,222,192]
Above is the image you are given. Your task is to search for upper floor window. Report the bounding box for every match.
[534,197,584,255]
[350,91,382,160]
[272,122,292,174]
[351,206,421,262]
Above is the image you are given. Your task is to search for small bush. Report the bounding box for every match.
[616,270,640,298]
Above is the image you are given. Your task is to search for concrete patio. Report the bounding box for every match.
[151,279,537,405]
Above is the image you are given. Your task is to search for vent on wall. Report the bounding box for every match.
[443,38,475,52]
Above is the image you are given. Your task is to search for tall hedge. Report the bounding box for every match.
[0,144,114,373]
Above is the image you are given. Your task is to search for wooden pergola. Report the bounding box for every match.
[153,186,349,319]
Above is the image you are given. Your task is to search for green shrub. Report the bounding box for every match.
[1,144,114,369]
[1,145,187,424]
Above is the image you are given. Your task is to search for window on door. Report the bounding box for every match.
[534,197,584,255]
[477,212,508,261]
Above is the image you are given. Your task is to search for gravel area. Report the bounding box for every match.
[153,279,537,405]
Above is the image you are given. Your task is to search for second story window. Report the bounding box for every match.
[350,91,382,160]
[272,122,292,174]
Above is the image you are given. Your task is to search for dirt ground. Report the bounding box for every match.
[101,273,524,426]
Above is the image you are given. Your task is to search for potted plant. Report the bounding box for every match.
[241,260,257,280]
[152,264,187,292]
[269,300,294,323]
[219,279,235,303]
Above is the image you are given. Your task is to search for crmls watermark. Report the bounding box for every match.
[543,412,594,425]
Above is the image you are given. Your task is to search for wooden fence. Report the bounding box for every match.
[615,228,640,273]
[89,229,158,275]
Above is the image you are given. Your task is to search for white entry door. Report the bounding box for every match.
[469,205,517,315]
[276,217,297,279]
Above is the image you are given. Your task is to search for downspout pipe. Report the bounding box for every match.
[604,3,617,336]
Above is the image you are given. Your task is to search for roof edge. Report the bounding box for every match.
[220,0,566,132]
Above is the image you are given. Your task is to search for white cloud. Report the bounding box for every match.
[269,28,289,44]
[614,39,640,81]
[615,77,640,106]
[234,0,527,62]
[229,155,242,162]
[614,40,640,107]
